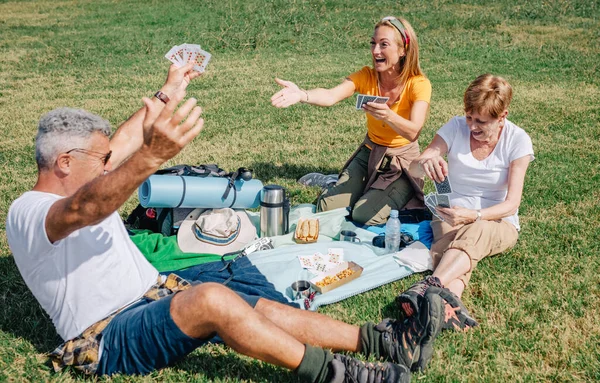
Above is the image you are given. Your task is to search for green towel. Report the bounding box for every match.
[130,229,223,272]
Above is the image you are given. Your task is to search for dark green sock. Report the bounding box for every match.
[360,322,382,360]
[295,344,335,383]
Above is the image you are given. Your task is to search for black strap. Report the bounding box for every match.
[175,175,187,208]
[228,187,237,208]
[260,201,285,208]
[221,172,238,208]
[218,250,246,286]
[156,208,171,225]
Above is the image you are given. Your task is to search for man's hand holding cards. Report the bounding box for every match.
[356,94,389,110]
[165,43,211,73]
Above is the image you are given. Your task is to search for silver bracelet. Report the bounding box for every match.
[300,89,309,103]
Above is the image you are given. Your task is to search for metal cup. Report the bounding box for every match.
[340,230,361,243]
[291,280,312,300]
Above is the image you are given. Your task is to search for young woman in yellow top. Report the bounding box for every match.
[271,16,431,225]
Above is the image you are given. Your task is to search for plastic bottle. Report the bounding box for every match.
[385,210,401,254]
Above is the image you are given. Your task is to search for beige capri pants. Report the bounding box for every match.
[430,218,519,286]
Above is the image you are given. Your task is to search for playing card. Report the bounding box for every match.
[356,94,365,110]
[315,262,328,272]
[312,252,324,264]
[182,44,201,63]
[328,254,341,263]
[328,248,344,256]
[298,255,314,269]
[434,176,452,194]
[165,45,184,66]
[358,95,378,108]
[165,43,211,72]
[436,194,450,208]
[191,48,212,73]
[425,193,437,207]
[425,201,444,221]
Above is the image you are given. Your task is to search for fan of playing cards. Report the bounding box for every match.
[356,94,389,110]
[425,176,452,221]
[165,43,211,73]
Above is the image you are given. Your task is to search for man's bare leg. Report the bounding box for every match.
[170,282,412,383]
[170,282,306,369]
[254,298,362,352]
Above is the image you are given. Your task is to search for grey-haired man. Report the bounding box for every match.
[6,63,429,382]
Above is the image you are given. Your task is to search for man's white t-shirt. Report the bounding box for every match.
[437,116,534,230]
[6,191,159,341]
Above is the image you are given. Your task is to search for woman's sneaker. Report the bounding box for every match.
[330,354,410,383]
[298,173,338,188]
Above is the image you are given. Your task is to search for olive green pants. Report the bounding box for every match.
[316,146,414,226]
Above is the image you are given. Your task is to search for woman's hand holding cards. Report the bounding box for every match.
[436,206,478,226]
[362,100,392,121]
[419,156,448,183]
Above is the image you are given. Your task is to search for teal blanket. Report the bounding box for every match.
[247,241,414,310]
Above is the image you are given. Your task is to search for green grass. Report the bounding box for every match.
[1,0,599,381]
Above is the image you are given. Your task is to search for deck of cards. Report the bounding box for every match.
[165,43,211,73]
[356,94,389,110]
[298,248,345,276]
[425,176,453,221]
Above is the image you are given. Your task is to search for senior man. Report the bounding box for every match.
[5,63,438,382]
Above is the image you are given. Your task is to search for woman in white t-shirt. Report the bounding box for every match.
[398,74,534,322]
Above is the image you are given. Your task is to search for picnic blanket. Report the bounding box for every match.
[246,240,430,310]
[132,204,434,310]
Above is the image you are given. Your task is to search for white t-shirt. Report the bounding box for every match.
[437,116,534,230]
[6,191,159,341]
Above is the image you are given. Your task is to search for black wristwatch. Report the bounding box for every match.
[154,91,170,104]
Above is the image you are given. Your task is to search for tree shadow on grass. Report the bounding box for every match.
[249,162,341,184]
[0,256,61,353]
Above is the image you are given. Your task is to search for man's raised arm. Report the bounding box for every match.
[109,62,201,168]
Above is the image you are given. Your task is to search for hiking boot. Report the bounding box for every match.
[412,291,445,372]
[396,276,443,318]
[298,173,338,188]
[330,354,410,383]
[397,276,478,331]
[375,304,429,370]
[425,286,479,331]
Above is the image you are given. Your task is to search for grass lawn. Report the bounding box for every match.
[1,0,599,381]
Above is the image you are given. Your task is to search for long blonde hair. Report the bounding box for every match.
[374,17,424,87]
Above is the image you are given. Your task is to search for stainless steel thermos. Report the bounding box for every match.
[259,185,289,237]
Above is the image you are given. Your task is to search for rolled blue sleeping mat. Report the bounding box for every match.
[139,175,263,209]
